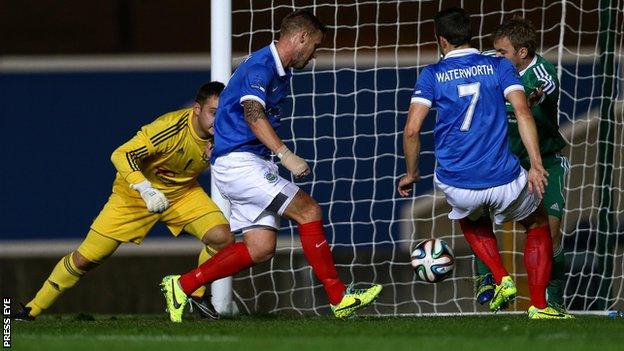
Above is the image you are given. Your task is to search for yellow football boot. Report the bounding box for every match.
[528,305,574,319]
[331,284,383,319]
[160,275,189,323]
[489,276,517,312]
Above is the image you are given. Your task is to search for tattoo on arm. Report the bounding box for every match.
[242,100,267,125]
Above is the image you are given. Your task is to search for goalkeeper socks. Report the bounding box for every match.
[190,245,218,299]
[459,218,509,284]
[524,225,552,309]
[298,220,346,305]
[27,253,86,317]
[474,257,492,276]
[179,242,254,295]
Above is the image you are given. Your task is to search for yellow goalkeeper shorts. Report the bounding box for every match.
[90,182,228,244]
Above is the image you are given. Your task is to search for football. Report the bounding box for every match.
[410,239,455,283]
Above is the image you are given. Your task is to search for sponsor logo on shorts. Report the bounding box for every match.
[264,172,278,183]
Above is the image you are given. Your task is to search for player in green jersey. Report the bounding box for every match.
[475,17,569,313]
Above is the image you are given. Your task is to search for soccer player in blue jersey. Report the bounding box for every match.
[397,8,571,319]
[160,10,382,322]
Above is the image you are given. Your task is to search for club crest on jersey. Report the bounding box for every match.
[264,171,278,183]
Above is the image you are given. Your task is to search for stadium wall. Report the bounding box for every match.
[0,56,599,242]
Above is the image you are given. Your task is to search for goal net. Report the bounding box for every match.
[224,0,624,315]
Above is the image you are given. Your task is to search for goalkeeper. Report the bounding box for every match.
[13,82,230,320]
[474,17,569,311]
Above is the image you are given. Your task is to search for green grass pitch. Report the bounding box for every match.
[11,314,624,351]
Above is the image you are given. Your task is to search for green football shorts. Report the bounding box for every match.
[541,154,569,219]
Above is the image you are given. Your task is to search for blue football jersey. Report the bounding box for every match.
[411,48,524,189]
[211,42,292,163]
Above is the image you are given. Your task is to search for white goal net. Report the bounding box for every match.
[223,0,624,315]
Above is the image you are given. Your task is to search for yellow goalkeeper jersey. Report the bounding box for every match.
[110,108,211,201]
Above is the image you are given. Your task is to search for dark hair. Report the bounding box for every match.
[491,16,537,57]
[195,81,225,104]
[434,8,472,46]
[280,9,327,37]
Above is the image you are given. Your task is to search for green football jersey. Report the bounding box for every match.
[506,54,567,168]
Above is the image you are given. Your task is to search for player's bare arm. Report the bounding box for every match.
[398,102,430,197]
[506,89,548,196]
[242,99,284,152]
[242,100,310,178]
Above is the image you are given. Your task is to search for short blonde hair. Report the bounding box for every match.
[492,16,537,57]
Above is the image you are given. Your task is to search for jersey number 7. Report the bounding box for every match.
[457,82,481,132]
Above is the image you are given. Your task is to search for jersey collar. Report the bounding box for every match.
[444,47,480,59]
[519,55,538,77]
[270,42,287,77]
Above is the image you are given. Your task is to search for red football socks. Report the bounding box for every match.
[524,224,552,309]
[178,242,254,295]
[298,221,346,305]
[459,217,509,284]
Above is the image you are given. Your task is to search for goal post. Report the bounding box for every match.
[595,0,618,310]
[210,0,238,316]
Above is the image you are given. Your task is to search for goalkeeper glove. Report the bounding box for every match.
[276,145,310,179]
[130,180,169,213]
